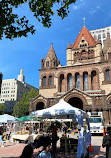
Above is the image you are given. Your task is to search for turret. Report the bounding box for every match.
[43,43,61,69]
[17,69,25,82]
[103,33,111,60]
[67,41,72,65]
[95,39,102,62]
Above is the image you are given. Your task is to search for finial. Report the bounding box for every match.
[51,42,53,45]
[83,17,86,26]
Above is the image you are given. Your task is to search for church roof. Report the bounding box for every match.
[72,26,96,49]
[45,43,57,60]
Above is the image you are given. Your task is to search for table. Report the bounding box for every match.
[11,133,43,143]
[60,133,79,151]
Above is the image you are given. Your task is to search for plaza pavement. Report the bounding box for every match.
[0,136,106,158]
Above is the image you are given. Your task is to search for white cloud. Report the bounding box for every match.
[89,6,101,15]
[89,9,96,15]
[72,0,86,11]
[72,5,79,10]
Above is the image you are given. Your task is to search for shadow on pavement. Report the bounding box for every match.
[90,145,105,158]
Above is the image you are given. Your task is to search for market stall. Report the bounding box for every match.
[31,99,90,156]
[0,114,16,123]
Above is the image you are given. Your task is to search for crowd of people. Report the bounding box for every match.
[20,123,59,158]
[2,121,111,158]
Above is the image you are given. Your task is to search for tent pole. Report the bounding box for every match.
[65,130,68,156]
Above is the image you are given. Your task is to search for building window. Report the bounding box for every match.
[67,73,72,91]
[91,71,98,90]
[46,61,49,67]
[98,34,101,39]
[60,74,64,92]
[75,73,80,90]
[49,76,53,86]
[105,69,110,81]
[94,35,97,40]
[83,72,88,91]
[43,76,46,86]
[103,33,106,38]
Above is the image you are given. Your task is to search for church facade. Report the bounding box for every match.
[29,26,111,127]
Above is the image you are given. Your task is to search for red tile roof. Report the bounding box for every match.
[72,26,96,49]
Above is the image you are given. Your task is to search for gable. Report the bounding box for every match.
[72,26,96,49]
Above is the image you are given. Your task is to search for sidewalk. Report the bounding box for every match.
[0,136,106,158]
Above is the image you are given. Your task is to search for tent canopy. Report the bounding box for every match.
[16,115,36,122]
[31,99,89,126]
[0,114,16,123]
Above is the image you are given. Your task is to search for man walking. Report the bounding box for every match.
[102,126,111,158]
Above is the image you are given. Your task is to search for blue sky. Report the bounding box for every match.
[0,0,111,88]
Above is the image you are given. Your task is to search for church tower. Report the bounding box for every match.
[17,69,25,82]
[41,43,60,69]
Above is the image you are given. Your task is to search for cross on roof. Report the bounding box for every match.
[83,17,86,26]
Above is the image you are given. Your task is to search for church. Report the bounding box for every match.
[29,25,111,127]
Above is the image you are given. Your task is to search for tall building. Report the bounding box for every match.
[0,69,38,113]
[29,25,111,127]
[90,26,111,47]
[0,73,3,94]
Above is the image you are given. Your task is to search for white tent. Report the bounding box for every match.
[0,114,16,123]
[31,99,89,126]
[31,99,90,156]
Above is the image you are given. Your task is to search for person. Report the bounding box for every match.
[0,127,4,147]
[33,136,44,156]
[37,136,52,158]
[20,136,44,158]
[84,129,91,158]
[51,123,58,156]
[102,126,111,158]
[77,127,87,158]
[26,124,30,130]
[20,144,34,158]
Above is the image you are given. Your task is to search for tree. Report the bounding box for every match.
[13,89,39,117]
[0,0,76,40]
[0,103,6,114]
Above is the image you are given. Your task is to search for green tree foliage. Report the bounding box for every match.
[0,103,6,114]
[13,89,39,117]
[0,0,76,40]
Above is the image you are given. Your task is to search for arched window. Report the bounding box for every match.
[83,72,88,91]
[43,76,46,86]
[75,73,80,90]
[91,71,98,90]
[49,76,53,86]
[105,69,110,81]
[67,73,72,91]
[60,74,64,92]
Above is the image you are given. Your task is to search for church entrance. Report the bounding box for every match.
[36,102,44,110]
[67,97,83,110]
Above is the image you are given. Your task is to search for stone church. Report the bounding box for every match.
[29,25,111,127]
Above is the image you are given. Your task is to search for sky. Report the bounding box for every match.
[0,0,111,89]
